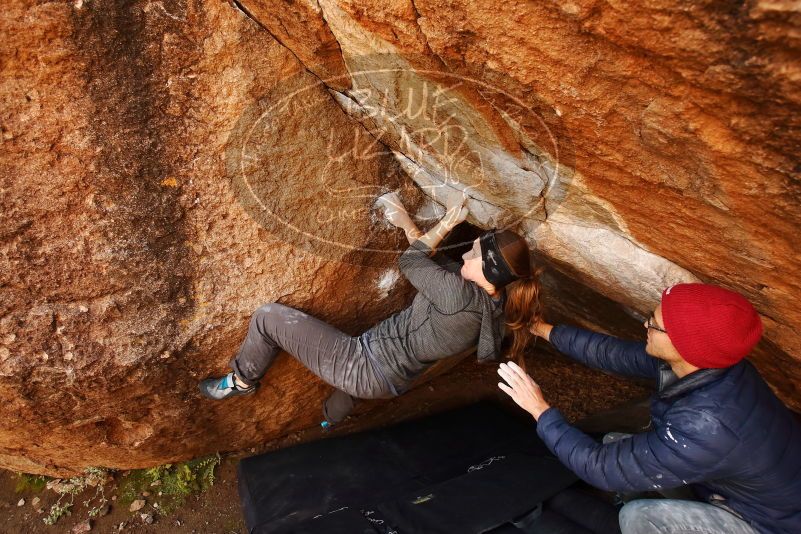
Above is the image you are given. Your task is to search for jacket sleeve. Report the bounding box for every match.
[550,324,659,380]
[398,240,474,314]
[536,407,740,493]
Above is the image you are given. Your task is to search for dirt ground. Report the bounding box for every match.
[0,347,648,534]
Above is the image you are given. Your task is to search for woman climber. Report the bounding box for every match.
[199,191,544,426]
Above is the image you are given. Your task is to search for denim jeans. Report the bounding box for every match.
[619,499,758,534]
[602,433,757,534]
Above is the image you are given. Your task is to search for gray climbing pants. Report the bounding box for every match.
[229,303,396,421]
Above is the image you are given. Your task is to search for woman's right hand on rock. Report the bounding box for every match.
[441,190,469,229]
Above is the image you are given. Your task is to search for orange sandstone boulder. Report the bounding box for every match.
[0,0,420,475]
[1,0,799,476]
[241,0,801,409]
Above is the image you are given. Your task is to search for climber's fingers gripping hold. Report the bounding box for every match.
[453,203,469,226]
[376,191,404,210]
[376,191,411,228]
[443,189,470,229]
[443,200,469,229]
[440,188,469,228]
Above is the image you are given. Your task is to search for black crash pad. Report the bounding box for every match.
[237,402,619,534]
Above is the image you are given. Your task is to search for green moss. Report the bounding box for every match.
[14,473,49,494]
[117,454,221,515]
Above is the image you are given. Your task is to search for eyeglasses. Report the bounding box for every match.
[646,315,667,334]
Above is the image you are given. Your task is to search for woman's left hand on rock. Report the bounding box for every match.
[376,191,412,228]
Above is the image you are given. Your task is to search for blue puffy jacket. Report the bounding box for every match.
[536,324,801,534]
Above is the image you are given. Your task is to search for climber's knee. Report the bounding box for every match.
[255,302,277,314]
[252,302,282,321]
[248,303,276,332]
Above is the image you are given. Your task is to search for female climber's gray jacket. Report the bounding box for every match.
[363,239,505,394]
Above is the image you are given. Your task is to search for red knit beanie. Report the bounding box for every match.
[661,283,763,369]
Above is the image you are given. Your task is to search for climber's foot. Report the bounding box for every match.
[198,373,257,400]
[322,389,355,426]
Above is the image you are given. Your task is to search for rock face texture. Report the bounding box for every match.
[0,0,799,475]
[0,0,420,475]
[239,0,801,401]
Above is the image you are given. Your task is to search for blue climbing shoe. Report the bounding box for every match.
[198,373,256,400]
